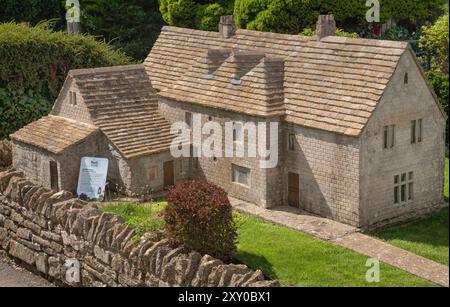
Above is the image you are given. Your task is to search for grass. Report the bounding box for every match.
[369,158,449,266]
[371,208,449,266]
[100,202,166,237]
[101,202,433,287]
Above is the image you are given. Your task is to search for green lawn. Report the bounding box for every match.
[370,159,449,266]
[100,202,166,237]
[372,208,449,266]
[101,202,433,287]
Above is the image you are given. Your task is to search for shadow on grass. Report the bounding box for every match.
[372,208,449,248]
[234,251,278,281]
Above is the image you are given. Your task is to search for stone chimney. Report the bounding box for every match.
[219,15,236,39]
[316,15,336,39]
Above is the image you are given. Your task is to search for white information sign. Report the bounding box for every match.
[76,157,109,201]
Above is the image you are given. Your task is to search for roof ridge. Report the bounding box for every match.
[69,64,146,77]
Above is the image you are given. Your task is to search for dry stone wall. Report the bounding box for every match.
[0,168,278,287]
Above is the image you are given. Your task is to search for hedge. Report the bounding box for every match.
[0,22,131,139]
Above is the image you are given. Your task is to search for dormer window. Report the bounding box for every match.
[69,91,77,106]
[404,72,408,85]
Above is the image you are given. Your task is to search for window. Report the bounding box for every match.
[233,122,243,143]
[148,167,157,182]
[69,91,77,106]
[411,119,423,144]
[288,133,295,151]
[232,164,250,186]
[404,72,408,84]
[394,171,414,204]
[191,157,199,170]
[185,112,193,128]
[383,125,395,149]
[179,159,186,174]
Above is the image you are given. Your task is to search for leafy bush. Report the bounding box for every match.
[162,180,237,260]
[0,22,131,139]
[301,27,359,38]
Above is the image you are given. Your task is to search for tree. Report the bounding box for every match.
[420,14,449,75]
[80,0,164,61]
[233,0,447,35]
[160,0,233,31]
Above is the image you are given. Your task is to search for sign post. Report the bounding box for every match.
[76,157,109,201]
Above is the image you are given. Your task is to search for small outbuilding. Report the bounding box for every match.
[11,64,190,195]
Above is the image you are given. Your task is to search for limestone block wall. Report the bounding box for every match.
[359,51,446,229]
[0,168,277,287]
[159,98,282,208]
[282,124,361,227]
[127,151,191,195]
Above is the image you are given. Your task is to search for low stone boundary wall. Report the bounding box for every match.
[0,168,278,287]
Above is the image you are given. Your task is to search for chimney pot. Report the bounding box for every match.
[219,15,236,39]
[316,15,336,40]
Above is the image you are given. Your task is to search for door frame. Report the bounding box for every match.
[49,160,59,191]
[287,171,300,208]
[163,160,174,189]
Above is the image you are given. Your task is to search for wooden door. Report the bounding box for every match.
[288,172,299,207]
[163,161,174,189]
[49,161,59,191]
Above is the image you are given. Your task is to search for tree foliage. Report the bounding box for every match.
[233,0,447,34]
[420,14,449,75]
[80,0,164,61]
[160,0,233,31]
[0,0,65,27]
[0,22,131,139]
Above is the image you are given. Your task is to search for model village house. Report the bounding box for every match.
[10,15,446,229]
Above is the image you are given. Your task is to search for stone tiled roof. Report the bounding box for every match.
[68,65,175,159]
[10,115,98,154]
[145,27,409,136]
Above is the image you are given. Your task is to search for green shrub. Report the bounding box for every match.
[0,22,131,139]
[162,180,237,260]
[301,27,359,38]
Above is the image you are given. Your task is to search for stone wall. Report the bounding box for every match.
[159,98,282,208]
[0,168,278,287]
[359,50,446,229]
[282,124,361,227]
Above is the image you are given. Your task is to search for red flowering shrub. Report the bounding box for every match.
[162,180,237,260]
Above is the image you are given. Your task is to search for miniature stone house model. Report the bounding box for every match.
[11,15,447,229]
[11,65,190,195]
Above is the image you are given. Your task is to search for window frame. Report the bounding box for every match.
[383,124,395,149]
[288,133,295,151]
[185,112,193,128]
[231,164,251,187]
[394,171,414,205]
